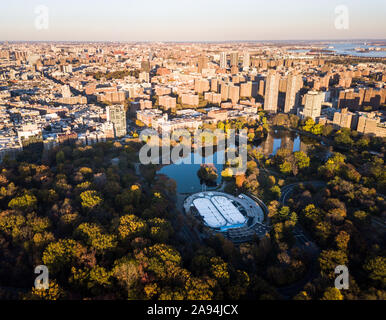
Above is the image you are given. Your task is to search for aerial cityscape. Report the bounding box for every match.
[0,0,385,306]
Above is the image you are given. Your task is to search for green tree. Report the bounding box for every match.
[80,190,103,209]
[364,257,386,288]
[270,185,281,199]
[118,215,147,240]
[280,161,292,174]
[294,151,310,170]
[75,223,117,253]
[322,287,344,300]
[56,151,65,164]
[28,281,64,300]
[42,239,87,275]
[319,250,348,279]
[302,118,315,132]
[8,192,37,211]
[210,257,230,282]
[334,130,353,146]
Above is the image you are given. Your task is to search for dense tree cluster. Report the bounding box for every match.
[0,141,280,300]
[197,164,218,184]
[223,121,385,299]
[284,178,385,299]
[0,115,384,300]
[86,70,140,81]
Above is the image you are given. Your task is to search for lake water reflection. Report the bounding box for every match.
[158,148,224,194]
[158,130,319,193]
[255,130,315,156]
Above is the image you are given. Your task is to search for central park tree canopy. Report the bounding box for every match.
[0,120,385,300]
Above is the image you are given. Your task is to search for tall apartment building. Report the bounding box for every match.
[356,113,386,137]
[204,92,222,105]
[181,94,199,107]
[159,95,176,110]
[197,56,208,74]
[333,108,354,129]
[106,105,127,138]
[258,79,265,98]
[240,82,252,98]
[97,91,126,104]
[210,78,219,93]
[279,78,288,93]
[243,52,250,69]
[230,52,239,67]
[220,52,227,69]
[338,88,386,110]
[229,85,240,105]
[284,74,303,113]
[220,83,229,101]
[61,85,72,98]
[194,78,210,94]
[264,71,280,113]
[303,91,325,120]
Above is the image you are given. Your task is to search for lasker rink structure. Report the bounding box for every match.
[184,192,270,243]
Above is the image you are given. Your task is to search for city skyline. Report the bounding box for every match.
[0,0,386,42]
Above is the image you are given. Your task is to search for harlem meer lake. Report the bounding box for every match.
[158,130,321,194]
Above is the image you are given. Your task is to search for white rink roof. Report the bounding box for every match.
[193,195,246,228]
[193,198,227,228]
[211,196,246,225]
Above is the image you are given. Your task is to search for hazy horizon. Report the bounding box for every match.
[1,39,386,44]
[0,0,385,42]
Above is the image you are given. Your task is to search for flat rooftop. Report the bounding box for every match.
[211,196,246,225]
[192,194,246,229]
[193,197,226,228]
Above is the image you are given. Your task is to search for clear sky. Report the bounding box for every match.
[0,0,385,41]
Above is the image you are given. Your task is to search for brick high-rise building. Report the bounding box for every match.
[240,81,252,98]
[220,52,227,69]
[258,79,265,98]
[264,71,280,113]
[220,83,229,101]
[181,94,199,107]
[303,91,325,120]
[284,74,303,113]
[333,108,354,129]
[210,78,219,93]
[159,96,176,110]
[197,56,208,74]
[229,85,240,105]
[338,88,385,111]
[230,52,239,67]
[243,52,250,69]
[204,92,222,105]
[194,79,210,94]
[356,113,385,137]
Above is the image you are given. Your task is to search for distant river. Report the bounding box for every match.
[289,42,386,58]
[328,42,386,58]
